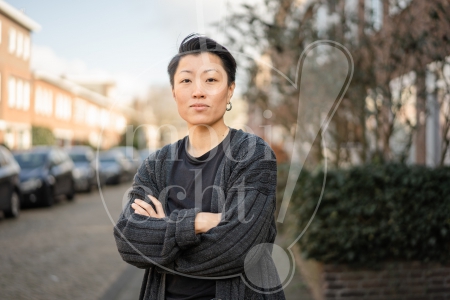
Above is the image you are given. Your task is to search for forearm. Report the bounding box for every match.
[114,205,203,268]
[173,191,277,277]
[114,207,176,268]
[194,212,222,234]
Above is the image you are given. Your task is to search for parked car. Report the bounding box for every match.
[98,151,132,185]
[139,148,157,162]
[0,145,22,218]
[13,146,75,207]
[110,146,142,175]
[67,146,105,192]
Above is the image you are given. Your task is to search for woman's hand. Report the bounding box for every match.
[195,212,222,234]
[132,195,166,218]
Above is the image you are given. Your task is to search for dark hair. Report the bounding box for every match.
[167,33,237,88]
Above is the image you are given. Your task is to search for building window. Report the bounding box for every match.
[9,27,16,54]
[17,31,23,58]
[74,98,87,123]
[35,87,42,114]
[23,82,30,110]
[115,114,126,133]
[8,77,16,107]
[87,104,98,127]
[35,86,53,116]
[5,129,15,149]
[100,109,110,128]
[16,79,23,109]
[55,94,72,120]
[23,36,30,60]
[8,77,30,110]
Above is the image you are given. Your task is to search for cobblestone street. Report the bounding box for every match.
[0,184,130,300]
[0,183,312,300]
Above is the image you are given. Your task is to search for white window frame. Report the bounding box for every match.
[16,79,23,109]
[23,81,30,110]
[46,90,53,116]
[23,35,30,60]
[55,94,72,120]
[8,77,16,107]
[35,86,42,114]
[9,27,16,54]
[74,98,87,123]
[17,31,23,58]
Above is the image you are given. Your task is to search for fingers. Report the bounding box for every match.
[132,199,156,217]
[132,197,166,219]
[131,201,150,216]
[148,195,166,218]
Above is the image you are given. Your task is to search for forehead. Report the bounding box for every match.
[176,53,225,74]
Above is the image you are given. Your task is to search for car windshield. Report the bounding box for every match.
[70,153,89,163]
[14,153,48,169]
[99,157,117,163]
[113,148,136,160]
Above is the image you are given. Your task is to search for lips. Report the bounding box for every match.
[190,103,209,107]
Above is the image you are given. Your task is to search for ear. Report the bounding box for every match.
[228,82,236,99]
[172,89,176,101]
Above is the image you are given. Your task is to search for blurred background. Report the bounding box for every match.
[0,0,449,299]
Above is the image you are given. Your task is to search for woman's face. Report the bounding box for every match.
[172,53,235,129]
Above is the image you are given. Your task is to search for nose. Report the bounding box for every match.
[192,84,205,99]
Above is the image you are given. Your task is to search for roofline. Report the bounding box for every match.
[0,0,41,32]
[32,70,139,121]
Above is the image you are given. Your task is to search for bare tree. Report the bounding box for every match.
[222,0,450,166]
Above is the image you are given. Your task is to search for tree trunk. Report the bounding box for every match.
[415,69,427,165]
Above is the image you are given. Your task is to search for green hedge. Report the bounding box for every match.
[283,163,450,265]
[32,126,55,146]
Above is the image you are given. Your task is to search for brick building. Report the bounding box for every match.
[0,0,136,150]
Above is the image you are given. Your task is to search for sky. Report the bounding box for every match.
[7,0,259,103]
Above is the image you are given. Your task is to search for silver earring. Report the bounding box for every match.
[226,102,232,111]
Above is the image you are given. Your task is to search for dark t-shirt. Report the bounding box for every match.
[165,129,234,300]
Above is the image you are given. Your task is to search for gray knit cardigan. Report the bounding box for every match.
[114,128,286,300]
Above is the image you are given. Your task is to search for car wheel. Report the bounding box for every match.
[43,185,54,207]
[5,190,20,218]
[66,180,75,201]
[85,181,92,193]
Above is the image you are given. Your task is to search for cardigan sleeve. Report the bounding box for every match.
[169,140,279,277]
[113,151,202,269]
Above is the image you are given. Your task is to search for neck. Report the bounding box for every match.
[187,121,229,157]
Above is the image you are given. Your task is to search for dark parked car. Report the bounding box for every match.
[110,146,141,175]
[98,151,131,185]
[0,145,21,218]
[13,146,75,207]
[67,146,105,192]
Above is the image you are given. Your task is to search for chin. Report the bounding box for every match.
[185,117,222,128]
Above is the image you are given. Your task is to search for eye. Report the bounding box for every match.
[180,79,191,83]
[206,78,217,83]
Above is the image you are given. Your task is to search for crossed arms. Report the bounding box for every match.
[113,141,278,278]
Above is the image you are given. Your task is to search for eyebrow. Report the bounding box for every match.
[178,69,219,74]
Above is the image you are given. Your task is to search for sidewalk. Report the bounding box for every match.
[99,266,144,300]
[100,264,313,300]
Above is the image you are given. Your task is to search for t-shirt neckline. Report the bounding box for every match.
[184,128,232,163]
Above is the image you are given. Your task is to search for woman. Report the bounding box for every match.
[114,33,285,300]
